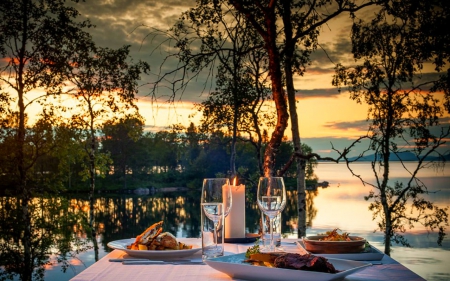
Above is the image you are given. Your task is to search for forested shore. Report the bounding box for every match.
[0,119,316,195]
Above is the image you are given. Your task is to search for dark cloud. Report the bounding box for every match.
[313,35,353,67]
[325,118,450,132]
[72,1,194,53]
[295,88,341,98]
[67,0,212,103]
[324,119,369,131]
[301,66,335,76]
[314,119,450,158]
[309,12,355,68]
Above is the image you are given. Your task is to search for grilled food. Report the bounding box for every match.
[245,252,340,273]
[126,222,193,251]
[128,221,164,250]
[273,253,339,273]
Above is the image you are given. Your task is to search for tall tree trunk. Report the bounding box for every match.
[89,127,99,261]
[18,1,32,277]
[256,136,264,176]
[381,91,394,255]
[281,1,307,237]
[18,86,32,281]
[262,7,289,176]
[284,67,307,238]
[384,210,392,256]
[17,80,32,281]
[381,142,392,256]
[230,2,289,177]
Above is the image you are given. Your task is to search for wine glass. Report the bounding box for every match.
[201,202,224,258]
[201,178,232,217]
[201,178,231,259]
[257,177,286,252]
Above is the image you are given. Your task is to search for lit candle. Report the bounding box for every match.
[225,178,246,238]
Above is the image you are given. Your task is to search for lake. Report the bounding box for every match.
[5,162,449,281]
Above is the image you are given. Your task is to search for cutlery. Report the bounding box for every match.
[110,258,199,262]
[109,258,150,262]
[120,260,204,265]
[109,258,204,265]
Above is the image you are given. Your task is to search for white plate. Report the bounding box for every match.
[204,253,372,281]
[107,238,201,259]
[296,241,384,261]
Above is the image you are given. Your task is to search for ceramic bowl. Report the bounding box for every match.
[303,235,366,254]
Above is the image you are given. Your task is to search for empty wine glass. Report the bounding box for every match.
[201,178,232,217]
[257,177,286,252]
[201,178,232,259]
[201,202,224,258]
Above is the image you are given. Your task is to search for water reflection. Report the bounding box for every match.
[94,191,204,249]
[309,162,450,281]
[0,197,92,281]
[91,189,309,245]
[1,162,448,281]
[0,188,312,280]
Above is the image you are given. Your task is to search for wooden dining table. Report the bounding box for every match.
[69,238,425,281]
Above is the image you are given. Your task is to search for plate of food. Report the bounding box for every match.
[107,221,201,259]
[302,229,366,254]
[296,241,384,261]
[204,251,371,281]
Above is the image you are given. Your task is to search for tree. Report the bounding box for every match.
[181,122,203,170]
[160,3,274,179]
[196,59,274,178]
[101,114,145,189]
[228,0,381,237]
[333,0,450,255]
[62,43,149,260]
[0,1,93,279]
[150,129,181,172]
[50,122,86,190]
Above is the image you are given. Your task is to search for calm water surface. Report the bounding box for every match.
[43,162,449,281]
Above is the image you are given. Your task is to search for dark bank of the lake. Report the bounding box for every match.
[39,162,449,281]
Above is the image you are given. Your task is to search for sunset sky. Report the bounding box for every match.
[27,1,450,158]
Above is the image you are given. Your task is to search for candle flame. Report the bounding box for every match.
[233,177,237,186]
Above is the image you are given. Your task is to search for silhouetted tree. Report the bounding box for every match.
[62,44,149,261]
[228,0,382,237]
[0,1,93,279]
[333,0,450,255]
[102,114,145,189]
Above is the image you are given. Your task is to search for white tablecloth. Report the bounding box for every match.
[70,239,425,281]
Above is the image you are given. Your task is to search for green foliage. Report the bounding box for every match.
[56,40,149,200]
[101,115,145,189]
[333,0,450,255]
[1,121,319,193]
[4,120,324,198]
[245,239,261,258]
[170,1,274,177]
[0,0,98,200]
